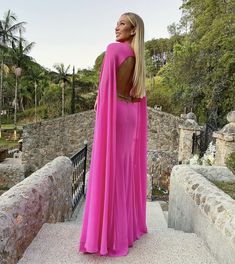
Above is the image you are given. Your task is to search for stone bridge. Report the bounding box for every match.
[1,155,235,264]
[0,108,235,263]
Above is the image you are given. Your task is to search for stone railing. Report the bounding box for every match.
[213,110,235,165]
[178,110,235,166]
[178,112,202,164]
[168,165,235,264]
[0,156,73,264]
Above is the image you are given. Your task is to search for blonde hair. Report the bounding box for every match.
[122,12,146,98]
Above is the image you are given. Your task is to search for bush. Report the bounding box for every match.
[225,152,235,174]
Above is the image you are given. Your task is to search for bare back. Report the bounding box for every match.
[116,57,140,102]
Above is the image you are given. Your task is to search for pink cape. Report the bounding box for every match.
[79,42,148,256]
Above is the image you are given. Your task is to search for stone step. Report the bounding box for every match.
[17,224,218,264]
[163,211,168,222]
[146,201,168,230]
[17,201,218,264]
[157,200,169,223]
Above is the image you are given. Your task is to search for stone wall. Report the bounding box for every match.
[22,111,95,176]
[147,108,184,197]
[0,156,73,264]
[22,108,184,196]
[168,165,235,264]
[0,158,25,195]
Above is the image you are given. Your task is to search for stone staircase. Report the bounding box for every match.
[17,201,219,264]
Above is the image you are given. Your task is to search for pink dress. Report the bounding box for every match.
[78,42,148,257]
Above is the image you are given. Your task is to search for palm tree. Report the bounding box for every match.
[26,63,46,123]
[0,10,26,44]
[0,9,26,138]
[71,66,76,114]
[10,29,34,140]
[53,63,70,117]
[11,29,35,111]
[0,45,7,139]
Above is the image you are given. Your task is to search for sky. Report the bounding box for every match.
[1,0,183,71]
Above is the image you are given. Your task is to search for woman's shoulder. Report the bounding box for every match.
[105,42,134,55]
[106,41,124,50]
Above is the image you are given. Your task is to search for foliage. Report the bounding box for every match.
[1,5,235,129]
[53,63,70,83]
[40,83,61,118]
[77,68,98,90]
[157,0,235,125]
[0,9,26,45]
[145,74,172,111]
[10,30,35,68]
[145,37,184,78]
[225,152,235,175]
[0,137,18,148]
[94,52,104,72]
[0,9,100,128]
[189,142,216,166]
[211,180,235,200]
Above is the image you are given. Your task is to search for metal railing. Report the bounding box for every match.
[192,132,202,157]
[192,123,218,158]
[70,142,87,211]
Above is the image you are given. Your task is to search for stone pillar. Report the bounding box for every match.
[213,111,235,166]
[178,112,202,164]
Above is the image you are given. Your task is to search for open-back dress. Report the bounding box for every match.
[78,41,148,257]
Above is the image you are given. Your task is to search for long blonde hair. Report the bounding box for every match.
[122,12,146,98]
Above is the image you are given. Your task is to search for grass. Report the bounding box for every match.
[80,91,97,98]
[225,152,235,175]
[152,186,169,202]
[0,137,18,148]
[211,180,235,200]
[1,124,23,130]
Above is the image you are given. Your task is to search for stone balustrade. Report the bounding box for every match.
[213,110,235,166]
[168,165,235,264]
[178,112,203,164]
[0,156,73,264]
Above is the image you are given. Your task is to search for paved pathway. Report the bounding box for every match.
[17,201,219,264]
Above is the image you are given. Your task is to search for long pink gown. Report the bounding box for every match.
[78,41,148,257]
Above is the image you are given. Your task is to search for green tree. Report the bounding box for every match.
[41,83,61,118]
[160,0,235,125]
[94,51,105,81]
[0,9,25,137]
[71,66,75,114]
[53,63,70,117]
[24,62,47,122]
[10,29,35,112]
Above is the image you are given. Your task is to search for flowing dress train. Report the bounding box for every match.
[78,42,148,256]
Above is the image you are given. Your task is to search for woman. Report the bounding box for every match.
[78,12,148,257]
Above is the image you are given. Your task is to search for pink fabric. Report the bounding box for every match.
[78,42,148,256]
